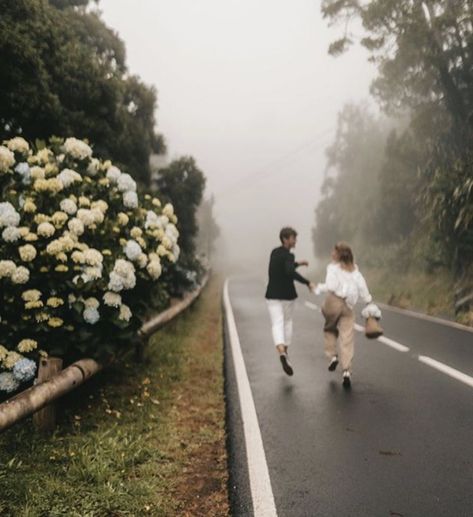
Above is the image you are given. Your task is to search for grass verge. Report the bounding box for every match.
[0,276,229,517]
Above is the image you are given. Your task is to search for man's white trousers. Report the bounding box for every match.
[266,299,295,347]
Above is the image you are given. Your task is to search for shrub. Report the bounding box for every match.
[0,136,181,392]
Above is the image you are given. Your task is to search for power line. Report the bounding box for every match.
[216,125,335,200]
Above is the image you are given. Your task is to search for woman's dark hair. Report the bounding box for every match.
[335,241,355,271]
[279,227,297,243]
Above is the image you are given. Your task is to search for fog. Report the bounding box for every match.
[100,0,375,273]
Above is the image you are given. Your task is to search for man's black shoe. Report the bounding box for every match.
[280,354,294,376]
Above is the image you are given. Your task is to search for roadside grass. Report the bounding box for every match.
[364,268,456,318]
[0,276,229,517]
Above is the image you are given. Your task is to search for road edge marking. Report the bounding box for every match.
[223,279,278,517]
[378,302,473,334]
[418,355,473,389]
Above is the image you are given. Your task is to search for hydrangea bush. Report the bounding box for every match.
[0,137,181,393]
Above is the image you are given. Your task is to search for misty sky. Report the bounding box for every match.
[100,0,375,270]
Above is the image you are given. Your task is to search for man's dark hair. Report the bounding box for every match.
[279,227,297,243]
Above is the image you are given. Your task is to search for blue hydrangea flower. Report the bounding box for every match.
[0,372,21,393]
[83,307,100,324]
[15,162,31,185]
[12,358,37,383]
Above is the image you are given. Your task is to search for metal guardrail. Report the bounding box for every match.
[0,275,209,432]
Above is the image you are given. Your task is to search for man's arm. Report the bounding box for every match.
[285,254,310,285]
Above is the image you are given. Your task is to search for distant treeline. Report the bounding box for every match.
[313,1,473,288]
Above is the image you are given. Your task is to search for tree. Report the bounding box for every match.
[321,0,473,275]
[0,0,165,184]
[322,0,473,137]
[312,104,390,258]
[197,195,220,259]
[156,157,206,257]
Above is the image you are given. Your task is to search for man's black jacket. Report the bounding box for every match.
[265,246,309,300]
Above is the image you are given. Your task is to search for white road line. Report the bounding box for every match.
[418,356,473,389]
[223,279,278,517]
[354,324,409,352]
[377,336,410,353]
[304,301,320,311]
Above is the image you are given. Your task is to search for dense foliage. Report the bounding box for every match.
[314,1,473,289]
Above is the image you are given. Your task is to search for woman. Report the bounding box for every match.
[314,242,373,388]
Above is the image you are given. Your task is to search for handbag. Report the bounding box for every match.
[365,316,383,339]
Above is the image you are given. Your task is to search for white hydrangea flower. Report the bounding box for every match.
[171,244,180,261]
[46,239,63,255]
[11,266,30,284]
[2,226,21,242]
[77,208,95,227]
[84,248,103,266]
[81,266,103,282]
[123,191,138,209]
[103,291,122,307]
[0,260,17,278]
[117,173,136,193]
[37,222,55,238]
[124,239,142,261]
[87,158,100,176]
[71,250,85,264]
[60,198,78,215]
[118,304,132,322]
[63,138,92,160]
[0,202,20,227]
[162,203,174,218]
[91,200,108,213]
[18,244,37,262]
[58,168,82,187]
[106,166,121,183]
[17,338,38,353]
[108,259,136,292]
[108,272,124,292]
[145,210,159,229]
[0,146,15,173]
[137,253,148,269]
[161,235,172,250]
[157,244,167,257]
[83,307,100,324]
[6,137,29,154]
[22,289,41,302]
[147,259,162,280]
[84,297,100,309]
[91,208,104,224]
[67,218,85,236]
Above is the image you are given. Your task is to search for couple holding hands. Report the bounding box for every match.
[265,227,381,389]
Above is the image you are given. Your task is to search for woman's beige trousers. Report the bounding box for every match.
[321,292,355,371]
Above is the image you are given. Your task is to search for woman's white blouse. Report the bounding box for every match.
[318,263,372,308]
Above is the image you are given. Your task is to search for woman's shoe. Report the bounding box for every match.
[328,356,339,371]
[342,370,351,389]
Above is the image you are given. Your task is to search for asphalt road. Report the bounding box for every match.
[224,276,473,517]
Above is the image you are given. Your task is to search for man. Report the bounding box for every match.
[265,227,314,375]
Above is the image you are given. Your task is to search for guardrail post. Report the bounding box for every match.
[33,357,63,432]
